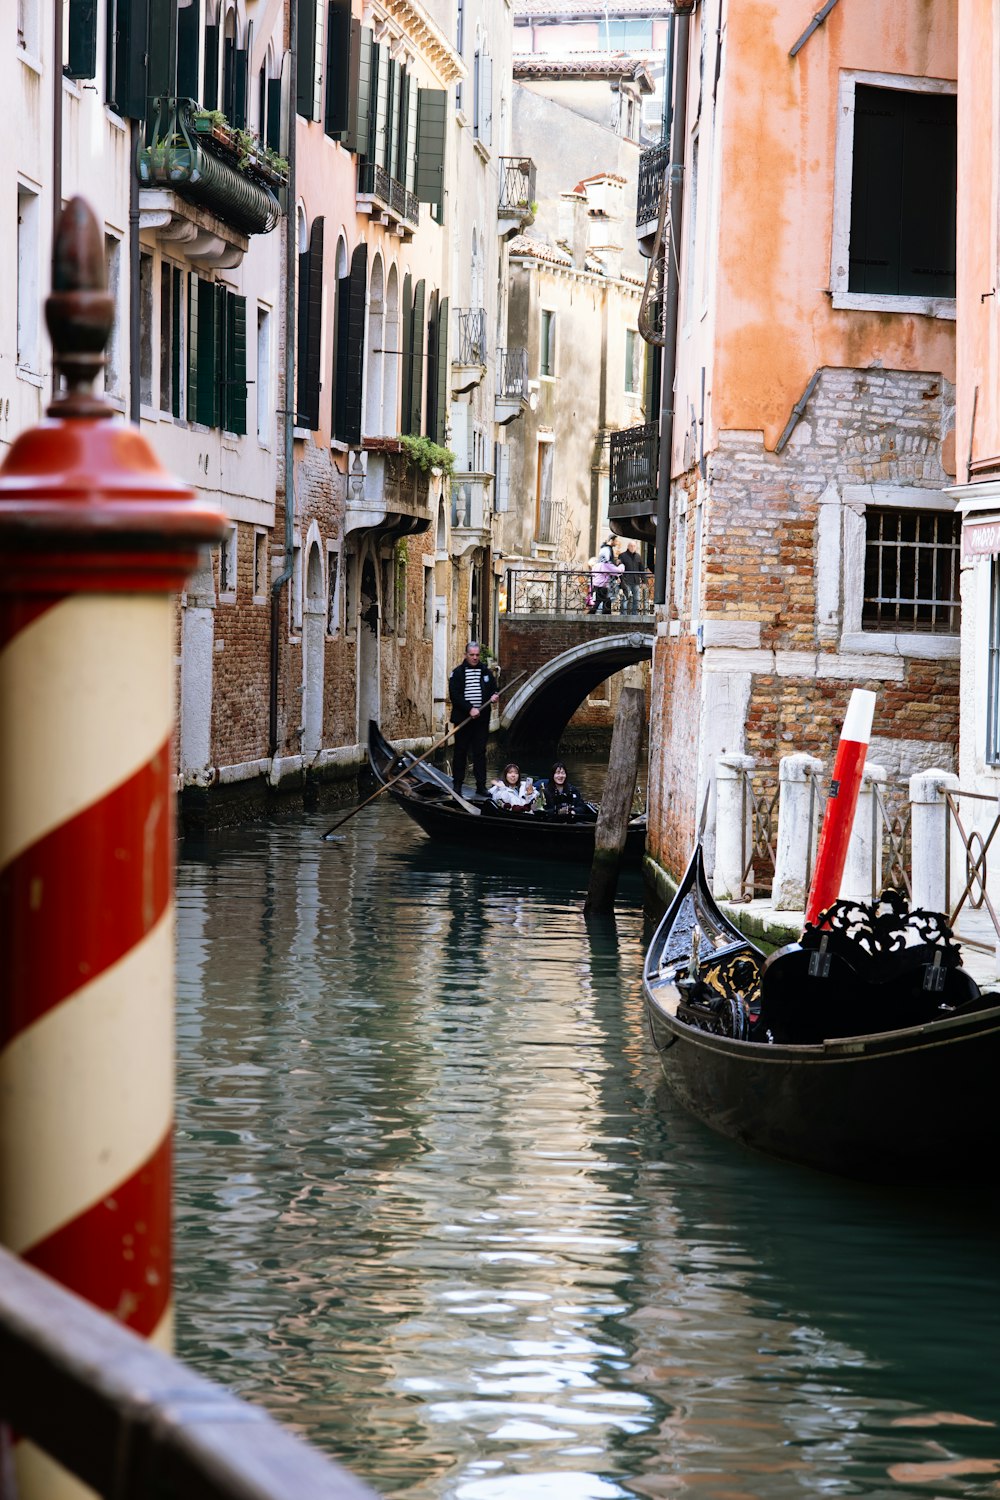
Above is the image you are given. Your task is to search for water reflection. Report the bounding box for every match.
[175,798,1000,1500]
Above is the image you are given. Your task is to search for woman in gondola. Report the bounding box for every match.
[536,763,595,820]
[489,762,540,811]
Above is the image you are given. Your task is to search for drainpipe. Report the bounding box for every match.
[129,121,141,425]
[653,2,693,608]
[269,7,298,759]
[52,0,63,403]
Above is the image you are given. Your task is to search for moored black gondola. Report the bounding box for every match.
[368,721,647,865]
[643,845,1000,1181]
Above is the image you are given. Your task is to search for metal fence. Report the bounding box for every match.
[502,568,655,618]
[944,788,1000,951]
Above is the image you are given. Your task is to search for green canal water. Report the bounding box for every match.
[175,779,1000,1500]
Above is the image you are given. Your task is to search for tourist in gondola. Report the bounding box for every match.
[536,762,595,820]
[448,641,499,798]
[489,762,540,811]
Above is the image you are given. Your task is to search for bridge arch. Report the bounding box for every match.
[500,631,654,749]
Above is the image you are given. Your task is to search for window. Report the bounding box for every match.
[139,250,154,406]
[16,185,40,374]
[625,329,639,394]
[832,75,956,314]
[188,274,248,433]
[861,508,960,634]
[255,531,270,601]
[219,526,237,598]
[473,50,492,147]
[17,0,39,54]
[257,305,271,443]
[159,262,184,418]
[987,560,1000,766]
[535,438,554,539]
[540,309,555,377]
[296,217,325,430]
[104,235,123,399]
[327,549,341,633]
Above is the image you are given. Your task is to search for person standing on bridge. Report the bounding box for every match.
[449,641,499,798]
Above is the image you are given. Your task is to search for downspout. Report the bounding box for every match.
[129,121,141,424]
[270,6,298,760]
[653,3,693,608]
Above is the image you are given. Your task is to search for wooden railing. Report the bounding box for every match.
[0,1246,380,1500]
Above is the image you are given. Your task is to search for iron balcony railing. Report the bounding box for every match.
[456,308,487,365]
[357,160,419,226]
[498,157,537,219]
[497,346,528,401]
[502,568,655,618]
[637,139,670,228]
[138,97,282,236]
[609,422,659,516]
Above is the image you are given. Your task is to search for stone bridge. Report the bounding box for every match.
[497,613,655,748]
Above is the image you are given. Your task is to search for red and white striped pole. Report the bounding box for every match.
[0,200,224,1498]
[804,688,877,928]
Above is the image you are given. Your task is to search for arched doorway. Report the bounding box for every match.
[302,540,325,758]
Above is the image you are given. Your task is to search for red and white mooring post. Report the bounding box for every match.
[803,688,877,927]
[0,200,224,1496]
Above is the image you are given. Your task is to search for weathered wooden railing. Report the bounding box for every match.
[0,1246,380,1500]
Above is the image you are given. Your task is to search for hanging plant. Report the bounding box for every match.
[398,433,456,477]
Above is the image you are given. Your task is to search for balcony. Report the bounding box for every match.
[345,440,434,538]
[357,161,419,238]
[637,139,669,254]
[498,157,537,238]
[450,473,493,554]
[452,308,487,394]
[609,421,659,540]
[495,346,529,425]
[137,97,283,267]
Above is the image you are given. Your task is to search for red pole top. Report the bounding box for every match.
[0,197,224,596]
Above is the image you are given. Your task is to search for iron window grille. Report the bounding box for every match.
[861,507,960,634]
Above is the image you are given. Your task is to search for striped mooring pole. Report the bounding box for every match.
[0,199,224,1498]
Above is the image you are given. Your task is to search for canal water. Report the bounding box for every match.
[175,772,1000,1500]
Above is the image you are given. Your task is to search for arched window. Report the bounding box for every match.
[382,265,400,436]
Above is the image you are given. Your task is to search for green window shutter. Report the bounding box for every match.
[145,0,176,103]
[109,0,150,119]
[333,270,350,440]
[408,279,426,435]
[296,218,325,430]
[222,33,236,119]
[195,278,220,428]
[171,267,182,419]
[224,292,247,436]
[234,23,251,128]
[187,272,199,423]
[415,89,446,203]
[176,2,199,99]
[424,290,439,440]
[344,243,368,445]
[355,28,374,158]
[67,0,98,80]
[396,71,410,184]
[405,78,418,192]
[203,22,219,110]
[373,44,388,167]
[341,20,361,150]
[325,0,352,137]
[400,273,413,435]
[297,0,318,117]
[435,297,449,445]
[266,77,283,152]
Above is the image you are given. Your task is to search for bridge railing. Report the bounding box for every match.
[501,568,655,618]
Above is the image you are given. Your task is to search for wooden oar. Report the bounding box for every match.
[321,671,526,840]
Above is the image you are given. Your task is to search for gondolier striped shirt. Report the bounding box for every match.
[464,668,483,709]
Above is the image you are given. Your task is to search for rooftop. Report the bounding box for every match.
[514,52,656,87]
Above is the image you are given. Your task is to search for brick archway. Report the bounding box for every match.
[499,628,654,748]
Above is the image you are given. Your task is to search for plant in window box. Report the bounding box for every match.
[398,434,457,478]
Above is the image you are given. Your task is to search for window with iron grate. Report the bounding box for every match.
[861,507,960,634]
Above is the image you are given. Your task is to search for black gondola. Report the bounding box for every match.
[643,845,1000,1182]
[368,722,647,865]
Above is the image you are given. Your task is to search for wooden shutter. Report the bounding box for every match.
[187,272,199,423]
[325,0,352,137]
[67,0,98,80]
[396,71,410,185]
[194,277,220,428]
[343,244,368,445]
[415,89,446,203]
[494,442,510,513]
[408,279,426,435]
[355,27,374,158]
[400,273,413,433]
[435,298,449,445]
[223,292,247,436]
[171,266,182,419]
[176,1,199,99]
[424,290,439,440]
[234,22,251,128]
[267,76,283,151]
[333,269,351,440]
[145,0,177,103]
[297,0,318,117]
[373,44,389,167]
[203,22,219,110]
[405,79,418,192]
[296,218,325,430]
[385,59,399,178]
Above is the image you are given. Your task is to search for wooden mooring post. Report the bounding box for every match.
[585,686,646,914]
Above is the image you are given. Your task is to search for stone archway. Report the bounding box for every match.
[501,631,654,749]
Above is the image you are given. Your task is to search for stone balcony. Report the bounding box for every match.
[345,440,435,538]
[449,473,492,555]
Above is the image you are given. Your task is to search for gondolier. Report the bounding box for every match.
[448,642,499,798]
